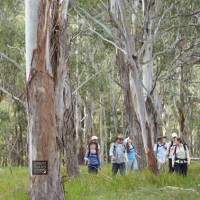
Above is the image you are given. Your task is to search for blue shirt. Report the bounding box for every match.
[127,145,135,161]
[85,151,100,167]
[154,143,167,163]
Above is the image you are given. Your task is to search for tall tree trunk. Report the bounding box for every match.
[25,0,68,199]
[117,50,146,170]
[142,4,163,144]
[75,86,83,165]
[178,66,188,143]
[19,123,24,166]
[142,38,155,142]
[129,65,158,174]
[103,104,108,163]
[99,94,105,162]
[109,71,118,135]
[84,91,94,142]
[109,0,158,174]
[62,103,79,177]
[54,0,79,177]
[143,41,160,143]
[74,17,83,164]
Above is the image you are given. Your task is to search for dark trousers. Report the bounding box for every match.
[174,162,188,176]
[169,158,174,173]
[88,165,98,174]
[112,163,126,175]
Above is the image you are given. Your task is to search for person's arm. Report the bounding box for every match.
[172,154,175,167]
[153,144,157,155]
[109,143,116,161]
[109,143,114,157]
[164,142,170,157]
[186,146,190,165]
[98,144,101,154]
[84,151,89,165]
[125,149,128,162]
[98,155,101,167]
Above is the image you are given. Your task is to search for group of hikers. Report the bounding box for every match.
[84,132,190,176]
[155,132,190,175]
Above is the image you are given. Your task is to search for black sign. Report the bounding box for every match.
[32,161,48,175]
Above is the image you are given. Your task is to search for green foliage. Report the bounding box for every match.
[0,0,25,95]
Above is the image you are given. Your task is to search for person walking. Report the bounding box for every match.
[154,135,167,170]
[84,140,100,174]
[109,134,127,175]
[126,138,136,172]
[173,137,190,176]
[167,132,177,173]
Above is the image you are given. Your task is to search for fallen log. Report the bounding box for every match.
[160,186,196,192]
[190,157,200,160]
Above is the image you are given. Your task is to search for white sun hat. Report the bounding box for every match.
[91,135,98,140]
[172,132,178,138]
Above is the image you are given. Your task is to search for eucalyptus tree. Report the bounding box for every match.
[25,0,80,199]
[108,0,158,173]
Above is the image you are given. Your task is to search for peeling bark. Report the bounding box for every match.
[26,0,73,199]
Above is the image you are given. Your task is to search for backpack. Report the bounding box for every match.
[174,143,188,161]
[168,140,174,155]
[156,142,166,154]
[87,141,100,163]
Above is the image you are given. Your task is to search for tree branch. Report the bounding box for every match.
[0,52,21,70]
[72,70,102,95]
[88,27,127,55]
[72,4,114,39]
[164,24,200,32]
[0,86,25,106]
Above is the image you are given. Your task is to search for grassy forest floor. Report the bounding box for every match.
[0,161,200,200]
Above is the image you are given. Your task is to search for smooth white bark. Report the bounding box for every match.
[143,41,153,99]
[25,0,39,177]
[25,0,39,81]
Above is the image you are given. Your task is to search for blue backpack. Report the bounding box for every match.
[87,142,100,166]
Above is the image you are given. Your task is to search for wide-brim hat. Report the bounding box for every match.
[157,135,166,140]
[116,134,124,140]
[171,132,178,138]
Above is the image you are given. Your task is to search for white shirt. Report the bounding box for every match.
[166,141,176,159]
[175,144,190,161]
[172,144,190,166]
